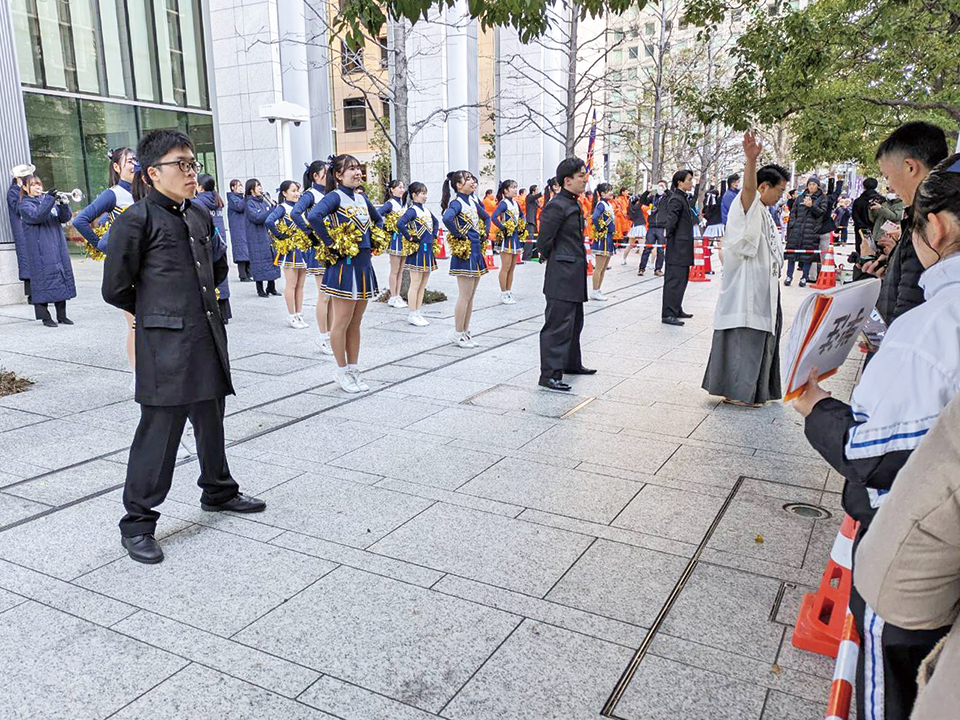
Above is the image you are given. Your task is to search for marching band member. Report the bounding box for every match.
[397,182,440,326]
[195,175,232,324]
[243,179,280,298]
[378,179,407,308]
[291,160,334,354]
[307,154,386,393]
[226,179,251,281]
[490,179,525,304]
[266,181,310,329]
[442,170,491,349]
[7,165,34,306]
[590,183,616,301]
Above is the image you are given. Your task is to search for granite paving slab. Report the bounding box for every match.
[76,525,336,636]
[463,384,590,418]
[612,484,726,544]
[405,406,556,449]
[237,416,383,464]
[0,601,187,720]
[4,458,127,506]
[520,424,678,475]
[0,407,49,433]
[163,454,305,505]
[235,566,520,713]
[443,620,633,720]
[567,397,709,438]
[656,444,828,490]
[322,393,445,428]
[370,502,594,596]
[0,492,48,527]
[761,691,826,720]
[298,675,442,720]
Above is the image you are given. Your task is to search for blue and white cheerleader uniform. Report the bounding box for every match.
[267,201,309,269]
[591,199,616,256]
[378,197,406,256]
[72,179,135,254]
[443,192,491,278]
[399,203,440,272]
[491,197,524,254]
[309,186,382,300]
[291,184,326,276]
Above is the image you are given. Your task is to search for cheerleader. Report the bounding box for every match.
[291,160,334,354]
[397,182,439,327]
[590,183,616,301]
[226,179,251,281]
[307,154,384,393]
[72,147,137,370]
[195,175,232,324]
[442,170,491,349]
[265,181,310,328]
[621,192,648,264]
[702,184,724,271]
[243,179,280,298]
[377,179,407,308]
[19,175,75,326]
[490,179,524,304]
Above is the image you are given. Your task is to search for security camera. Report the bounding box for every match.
[267,117,277,124]
[293,121,301,127]
[258,101,309,125]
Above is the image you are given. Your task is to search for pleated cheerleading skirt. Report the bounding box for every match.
[277,248,309,269]
[704,224,725,238]
[305,246,325,275]
[449,243,488,278]
[405,242,437,273]
[628,225,645,238]
[387,232,405,256]
[321,247,380,300]
[592,236,616,256]
[498,235,523,254]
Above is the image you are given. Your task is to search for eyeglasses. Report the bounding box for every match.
[153,159,203,175]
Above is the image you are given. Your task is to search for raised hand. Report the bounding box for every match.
[743,131,762,161]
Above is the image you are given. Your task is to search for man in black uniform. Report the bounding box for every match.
[537,158,596,392]
[103,130,266,564]
[661,169,696,326]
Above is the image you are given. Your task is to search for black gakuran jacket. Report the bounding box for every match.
[537,188,588,303]
[661,190,695,266]
[102,189,233,406]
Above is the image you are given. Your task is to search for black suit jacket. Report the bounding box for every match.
[537,189,588,303]
[662,190,695,266]
[102,189,233,406]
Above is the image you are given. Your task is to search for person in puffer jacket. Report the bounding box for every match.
[784,176,826,286]
[793,153,960,720]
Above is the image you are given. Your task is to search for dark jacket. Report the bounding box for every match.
[102,190,233,407]
[876,207,925,324]
[702,190,722,226]
[852,189,883,232]
[525,192,541,226]
[226,192,248,263]
[647,192,669,229]
[661,190,695,267]
[785,188,826,260]
[537,188,587,303]
[7,181,29,281]
[244,195,280,282]
[19,194,75,304]
[817,179,844,235]
[627,196,646,225]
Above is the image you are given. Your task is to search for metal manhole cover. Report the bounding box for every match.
[783,502,832,519]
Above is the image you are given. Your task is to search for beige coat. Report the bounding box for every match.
[854,392,960,720]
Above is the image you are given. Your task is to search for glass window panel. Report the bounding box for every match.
[153,0,177,103]
[163,0,187,105]
[177,0,206,107]
[98,0,133,97]
[184,113,216,183]
[12,0,42,85]
[23,94,88,200]
[36,0,67,89]
[79,100,138,195]
[69,0,102,93]
[343,98,366,132]
[127,0,159,101]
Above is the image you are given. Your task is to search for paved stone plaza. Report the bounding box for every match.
[0,253,855,719]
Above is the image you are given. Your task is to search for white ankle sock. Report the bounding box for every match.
[347,364,359,373]
[336,366,348,378]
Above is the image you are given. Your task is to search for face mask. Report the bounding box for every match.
[656,187,665,195]
[887,192,897,201]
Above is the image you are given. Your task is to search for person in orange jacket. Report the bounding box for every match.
[613,187,632,242]
[580,191,594,241]
[482,188,498,243]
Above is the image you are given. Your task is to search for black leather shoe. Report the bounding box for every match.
[257,291,269,298]
[661,317,685,326]
[202,492,267,513]
[538,378,572,392]
[122,534,164,564]
[57,317,74,325]
[564,367,597,375]
[677,312,693,319]
[41,318,58,328]
[267,289,281,296]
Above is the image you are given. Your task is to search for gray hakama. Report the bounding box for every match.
[702,295,783,404]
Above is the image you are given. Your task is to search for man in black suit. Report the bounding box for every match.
[103,130,266,564]
[537,158,596,392]
[661,169,696,326]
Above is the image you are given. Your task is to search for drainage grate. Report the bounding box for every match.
[783,502,832,519]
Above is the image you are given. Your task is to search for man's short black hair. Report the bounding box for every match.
[727,173,740,185]
[556,158,586,185]
[137,129,195,186]
[875,121,949,170]
[528,184,539,194]
[757,164,790,188]
[863,177,879,190]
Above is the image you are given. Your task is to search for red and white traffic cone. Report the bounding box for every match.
[484,239,497,270]
[435,229,448,260]
[812,244,837,289]
[688,241,708,282]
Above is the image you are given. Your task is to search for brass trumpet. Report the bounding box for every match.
[55,188,85,204]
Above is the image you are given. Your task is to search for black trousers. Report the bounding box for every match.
[539,298,584,381]
[661,264,690,318]
[34,300,67,322]
[237,260,251,280]
[641,228,665,271]
[120,397,239,537]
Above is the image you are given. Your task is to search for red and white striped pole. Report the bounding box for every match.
[824,609,860,720]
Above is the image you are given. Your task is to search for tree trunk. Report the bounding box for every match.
[564,3,578,157]
[650,9,667,184]
[391,17,412,184]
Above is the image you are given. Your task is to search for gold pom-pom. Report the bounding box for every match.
[324,218,362,259]
[370,225,390,255]
[400,237,418,256]
[448,234,472,260]
[432,238,442,256]
[82,242,105,262]
[383,212,400,234]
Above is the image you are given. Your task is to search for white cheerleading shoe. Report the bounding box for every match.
[349,371,370,392]
[286,314,301,328]
[335,368,361,393]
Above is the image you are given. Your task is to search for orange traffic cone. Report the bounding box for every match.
[435,229,447,260]
[484,240,497,270]
[702,238,713,274]
[792,514,858,658]
[812,244,837,289]
[688,241,708,282]
[584,239,594,276]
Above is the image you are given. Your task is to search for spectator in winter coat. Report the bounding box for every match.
[784,177,826,286]
[855,391,960,720]
[852,177,884,255]
[720,173,740,224]
[864,121,949,324]
[793,153,960,720]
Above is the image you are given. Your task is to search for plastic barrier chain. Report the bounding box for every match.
[825,609,860,720]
